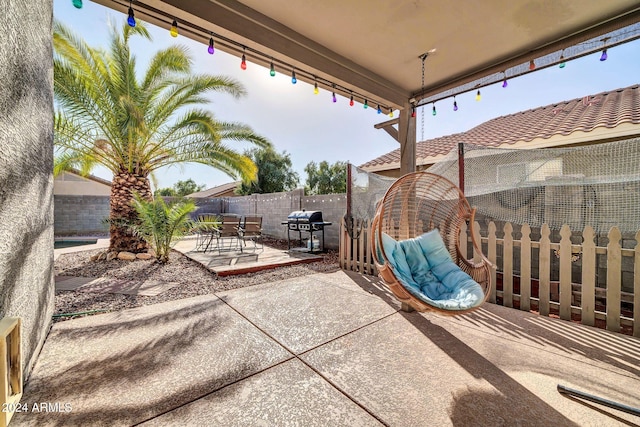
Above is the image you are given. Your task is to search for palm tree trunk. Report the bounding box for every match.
[109,170,152,252]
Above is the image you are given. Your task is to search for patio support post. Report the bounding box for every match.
[399,102,416,175]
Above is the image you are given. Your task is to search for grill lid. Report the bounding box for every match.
[287,210,323,222]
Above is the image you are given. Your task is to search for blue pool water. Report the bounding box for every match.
[54,239,98,249]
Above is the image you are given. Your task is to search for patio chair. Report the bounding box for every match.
[211,214,242,253]
[194,213,219,252]
[370,172,492,315]
[238,215,263,253]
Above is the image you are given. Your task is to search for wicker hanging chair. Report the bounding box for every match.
[370,172,492,315]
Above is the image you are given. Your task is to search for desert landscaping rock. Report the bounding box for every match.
[107,251,118,261]
[117,251,137,261]
[136,253,153,260]
[54,238,338,321]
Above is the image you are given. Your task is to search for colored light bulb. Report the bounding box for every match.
[388,109,393,118]
[559,54,566,68]
[72,0,82,9]
[432,105,436,116]
[377,105,382,114]
[529,60,535,70]
[240,54,247,70]
[207,37,215,54]
[313,82,319,95]
[411,107,416,118]
[170,19,178,37]
[349,95,354,107]
[291,70,297,84]
[600,49,607,61]
[475,90,481,101]
[270,61,275,77]
[332,92,337,103]
[502,78,508,88]
[453,100,458,111]
[127,7,136,27]
[364,99,368,109]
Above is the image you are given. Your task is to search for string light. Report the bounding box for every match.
[75,7,395,115]
[411,107,416,118]
[432,103,436,116]
[475,90,481,101]
[559,51,566,68]
[600,49,608,61]
[170,19,179,37]
[453,97,458,111]
[502,72,508,88]
[600,37,610,61]
[529,59,535,70]
[127,2,136,27]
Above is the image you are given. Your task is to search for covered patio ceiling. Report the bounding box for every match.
[96,0,640,110]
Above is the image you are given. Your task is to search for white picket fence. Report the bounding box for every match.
[339,218,639,337]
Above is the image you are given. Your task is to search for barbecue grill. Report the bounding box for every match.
[282,210,332,252]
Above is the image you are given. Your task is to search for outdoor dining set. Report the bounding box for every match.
[194,213,263,254]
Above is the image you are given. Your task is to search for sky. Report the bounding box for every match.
[54,0,640,191]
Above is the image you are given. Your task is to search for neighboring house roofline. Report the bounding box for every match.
[360,84,640,173]
[187,181,241,198]
[65,168,112,187]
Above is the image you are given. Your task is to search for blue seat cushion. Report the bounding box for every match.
[381,230,485,311]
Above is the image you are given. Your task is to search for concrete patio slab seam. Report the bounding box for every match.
[136,289,398,427]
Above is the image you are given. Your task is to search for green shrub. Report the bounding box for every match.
[129,195,196,263]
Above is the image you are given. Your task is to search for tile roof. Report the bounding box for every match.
[188,181,241,198]
[360,84,640,170]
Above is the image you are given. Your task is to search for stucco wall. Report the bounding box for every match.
[0,0,54,378]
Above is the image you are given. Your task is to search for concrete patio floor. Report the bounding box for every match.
[173,237,324,276]
[14,270,640,426]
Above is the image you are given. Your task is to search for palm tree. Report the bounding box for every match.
[53,20,270,252]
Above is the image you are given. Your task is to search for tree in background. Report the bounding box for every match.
[155,179,205,197]
[304,161,347,195]
[236,147,299,195]
[53,20,270,253]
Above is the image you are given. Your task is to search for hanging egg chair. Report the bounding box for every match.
[370,172,492,315]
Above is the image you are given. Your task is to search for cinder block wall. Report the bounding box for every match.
[54,195,110,235]
[0,0,54,378]
[205,189,346,249]
[300,193,346,249]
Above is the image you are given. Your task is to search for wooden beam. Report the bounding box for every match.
[373,118,400,129]
[374,118,400,142]
[398,103,416,175]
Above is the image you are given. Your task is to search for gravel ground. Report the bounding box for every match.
[54,238,339,322]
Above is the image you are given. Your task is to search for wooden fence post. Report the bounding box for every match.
[607,227,622,332]
[503,222,513,308]
[488,222,497,304]
[520,223,531,312]
[539,224,551,317]
[559,225,572,320]
[581,226,596,327]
